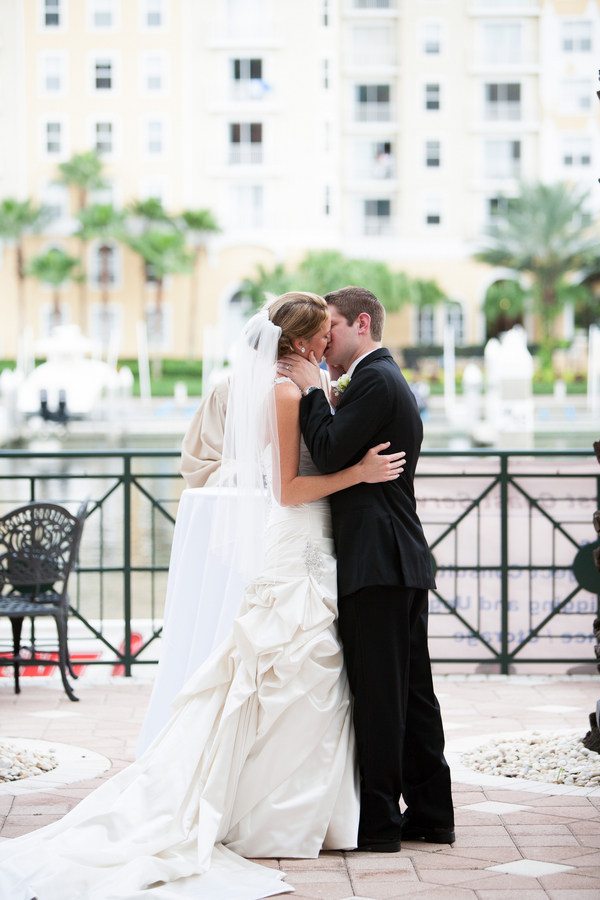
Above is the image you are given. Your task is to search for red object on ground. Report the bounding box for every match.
[0,649,102,678]
[112,632,144,676]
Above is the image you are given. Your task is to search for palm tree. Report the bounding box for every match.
[242,250,442,316]
[127,198,171,229]
[126,198,174,319]
[58,150,106,329]
[76,204,127,344]
[475,182,600,348]
[124,229,193,378]
[26,247,80,330]
[0,199,55,339]
[177,208,220,358]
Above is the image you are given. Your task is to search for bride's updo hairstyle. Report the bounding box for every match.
[268,292,329,359]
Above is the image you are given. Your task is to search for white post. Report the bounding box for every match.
[202,324,215,397]
[106,327,121,372]
[462,362,483,429]
[443,323,455,420]
[136,320,152,408]
[588,324,600,417]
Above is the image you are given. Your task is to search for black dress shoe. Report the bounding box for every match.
[400,819,455,844]
[354,838,401,853]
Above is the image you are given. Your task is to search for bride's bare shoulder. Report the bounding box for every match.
[274,379,302,405]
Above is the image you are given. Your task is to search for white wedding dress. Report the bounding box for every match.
[0,437,359,900]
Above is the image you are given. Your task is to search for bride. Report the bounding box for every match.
[0,293,404,900]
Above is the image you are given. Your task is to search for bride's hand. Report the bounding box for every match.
[356,443,406,483]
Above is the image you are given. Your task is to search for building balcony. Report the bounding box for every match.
[355,102,392,122]
[484,103,522,121]
[363,215,393,236]
[484,162,521,179]
[230,81,269,102]
[229,145,263,165]
[469,0,540,13]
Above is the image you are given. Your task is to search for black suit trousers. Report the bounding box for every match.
[337,585,454,841]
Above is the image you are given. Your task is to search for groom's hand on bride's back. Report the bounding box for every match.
[277,352,321,392]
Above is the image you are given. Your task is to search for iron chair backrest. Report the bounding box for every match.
[0,499,89,605]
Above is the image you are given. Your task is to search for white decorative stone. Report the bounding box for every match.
[0,738,110,796]
[0,740,58,783]
[487,859,575,877]
[460,730,600,788]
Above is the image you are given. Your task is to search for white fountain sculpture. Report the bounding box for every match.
[484,325,534,449]
[17,325,120,418]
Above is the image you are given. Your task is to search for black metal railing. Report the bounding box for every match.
[0,449,598,675]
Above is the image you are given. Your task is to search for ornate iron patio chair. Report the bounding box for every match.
[0,499,88,701]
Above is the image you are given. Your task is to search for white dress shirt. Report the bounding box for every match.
[346,348,380,379]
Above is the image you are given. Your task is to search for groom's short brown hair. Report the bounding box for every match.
[324,286,385,342]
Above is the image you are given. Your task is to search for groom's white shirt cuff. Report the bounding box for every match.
[346,348,378,379]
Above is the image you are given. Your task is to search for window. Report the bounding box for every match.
[560,79,592,114]
[43,0,62,28]
[40,54,64,92]
[46,122,62,154]
[562,21,592,52]
[40,301,71,337]
[92,244,117,286]
[89,182,115,206]
[89,301,122,346]
[485,83,521,121]
[425,83,440,111]
[95,122,113,154]
[425,140,440,167]
[145,55,164,91]
[363,199,392,236]
[351,25,395,66]
[423,23,441,55]
[90,0,116,28]
[95,59,112,89]
[229,123,263,164]
[488,196,517,221]
[40,182,69,221]
[139,179,168,205]
[145,301,173,351]
[417,307,435,345]
[145,0,164,27]
[482,24,521,64]
[484,140,521,178]
[356,85,391,121]
[354,140,394,179]
[230,184,263,228]
[147,120,164,154]
[323,0,329,26]
[425,196,441,226]
[563,136,591,167]
[323,59,329,90]
[231,58,265,100]
[324,186,330,216]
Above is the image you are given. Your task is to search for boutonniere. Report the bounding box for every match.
[332,373,351,397]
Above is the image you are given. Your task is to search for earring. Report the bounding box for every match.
[301,347,306,353]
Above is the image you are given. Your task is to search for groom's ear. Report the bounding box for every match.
[356,313,372,336]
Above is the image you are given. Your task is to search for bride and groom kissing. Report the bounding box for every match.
[0,286,454,900]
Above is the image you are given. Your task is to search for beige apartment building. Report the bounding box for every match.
[0,0,598,361]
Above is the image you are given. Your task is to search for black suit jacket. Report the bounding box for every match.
[299,348,435,597]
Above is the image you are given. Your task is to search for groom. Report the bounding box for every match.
[278,286,454,852]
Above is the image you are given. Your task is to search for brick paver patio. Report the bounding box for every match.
[1,674,599,899]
